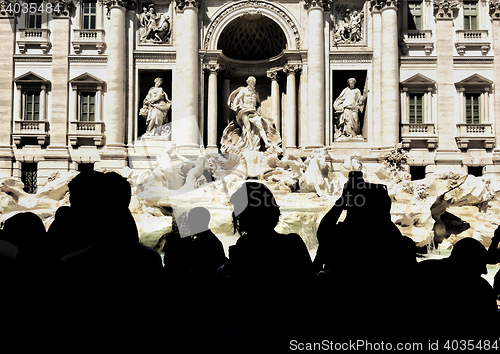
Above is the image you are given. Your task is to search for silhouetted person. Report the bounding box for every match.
[415,237,498,339]
[487,226,500,265]
[162,207,227,351]
[60,172,164,350]
[212,182,313,350]
[47,171,105,261]
[314,171,417,340]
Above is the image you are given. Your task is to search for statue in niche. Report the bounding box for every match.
[333,78,368,140]
[332,6,364,45]
[138,4,171,43]
[221,76,281,154]
[139,77,172,136]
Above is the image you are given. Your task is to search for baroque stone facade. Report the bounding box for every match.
[0,0,499,190]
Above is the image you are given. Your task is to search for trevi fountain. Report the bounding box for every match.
[1,77,500,283]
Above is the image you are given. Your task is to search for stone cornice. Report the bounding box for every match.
[14,55,52,62]
[490,1,500,19]
[329,52,372,63]
[303,0,333,11]
[433,0,458,19]
[134,51,176,62]
[369,0,400,12]
[175,0,200,11]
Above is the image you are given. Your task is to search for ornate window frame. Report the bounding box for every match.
[72,0,106,54]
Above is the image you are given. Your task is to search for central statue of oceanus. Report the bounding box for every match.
[221,76,281,154]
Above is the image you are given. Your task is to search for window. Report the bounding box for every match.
[468,166,483,177]
[408,93,423,123]
[80,92,95,121]
[27,2,42,29]
[78,162,94,173]
[82,1,97,30]
[465,93,480,123]
[24,91,40,121]
[463,1,478,30]
[22,163,38,194]
[408,1,422,30]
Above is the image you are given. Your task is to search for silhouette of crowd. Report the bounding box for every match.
[0,170,499,351]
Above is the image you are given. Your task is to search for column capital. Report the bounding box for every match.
[0,0,14,18]
[283,63,302,74]
[175,0,200,11]
[266,68,280,81]
[490,1,500,19]
[203,62,220,74]
[369,0,400,12]
[103,0,132,10]
[50,0,73,18]
[304,0,332,12]
[224,70,233,80]
[433,0,458,19]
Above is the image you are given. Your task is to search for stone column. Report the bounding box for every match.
[16,84,22,121]
[379,0,400,147]
[96,85,103,122]
[490,2,500,168]
[370,6,382,146]
[104,0,127,148]
[283,63,301,150]
[434,1,461,164]
[304,0,330,148]
[40,85,46,122]
[71,85,78,121]
[204,62,219,153]
[42,0,72,181]
[267,68,281,133]
[173,0,201,152]
[222,71,232,126]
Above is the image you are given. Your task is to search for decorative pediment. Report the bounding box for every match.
[14,71,50,85]
[69,72,105,88]
[14,71,50,86]
[455,73,493,91]
[400,73,436,91]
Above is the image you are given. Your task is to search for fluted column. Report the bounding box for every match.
[284,63,301,150]
[204,62,219,153]
[267,68,281,133]
[490,2,500,164]
[104,0,127,148]
[434,0,461,164]
[378,0,400,147]
[173,0,201,151]
[304,0,330,148]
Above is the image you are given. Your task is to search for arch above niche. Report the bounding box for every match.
[204,0,301,52]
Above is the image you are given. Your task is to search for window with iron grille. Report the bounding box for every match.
[80,92,95,121]
[463,1,478,30]
[82,1,97,30]
[22,163,38,194]
[465,93,480,124]
[409,93,424,124]
[27,2,43,29]
[408,1,422,30]
[24,91,40,121]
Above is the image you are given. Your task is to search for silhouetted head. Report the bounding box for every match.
[449,237,488,275]
[68,171,105,210]
[340,171,392,221]
[1,212,46,250]
[102,171,132,209]
[188,207,211,235]
[230,182,280,236]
